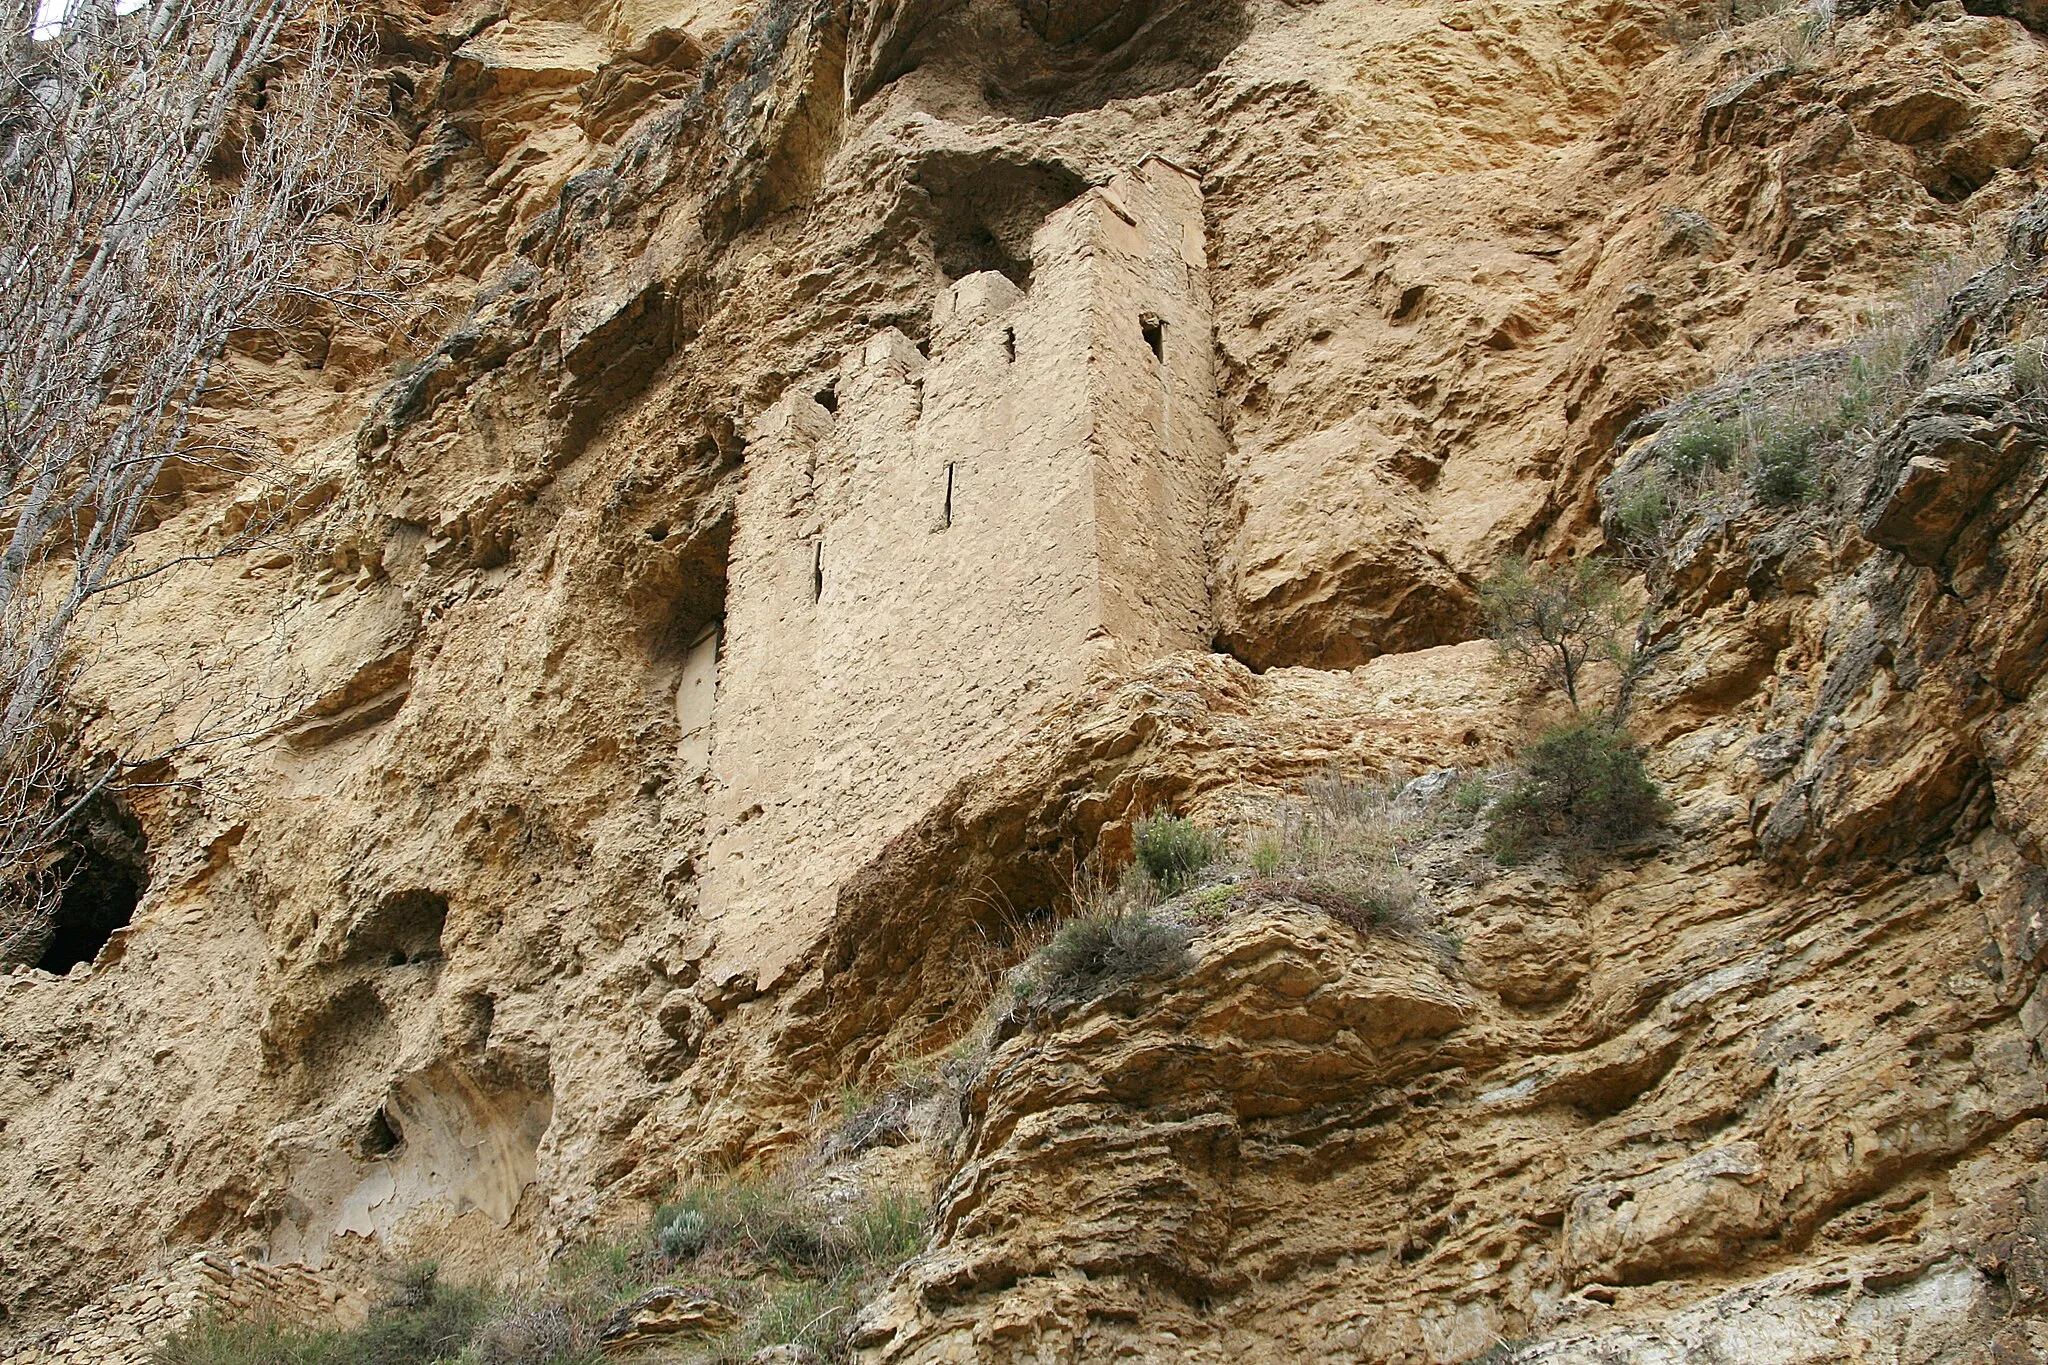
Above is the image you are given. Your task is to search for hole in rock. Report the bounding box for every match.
[815,380,839,414]
[457,991,496,1053]
[812,541,825,602]
[1003,326,1016,362]
[644,509,731,664]
[33,792,148,974]
[1141,314,1165,361]
[913,152,1087,287]
[943,463,956,526]
[358,1105,403,1159]
[346,889,448,968]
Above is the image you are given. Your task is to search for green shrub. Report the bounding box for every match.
[1750,420,1820,505]
[1610,469,1676,548]
[1661,416,1741,480]
[1133,814,1219,893]
[1485,717,1666,863]
[2015,338,2046,399]
[1451,775,1490,820]
[657,1206,710,1261]
[1017,907,1192,1010]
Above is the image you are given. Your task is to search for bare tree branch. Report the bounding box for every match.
[0,0,392,964]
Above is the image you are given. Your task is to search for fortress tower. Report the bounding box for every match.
[697,157,1224,989]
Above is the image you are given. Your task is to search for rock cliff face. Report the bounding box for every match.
[5,0,2048,1361]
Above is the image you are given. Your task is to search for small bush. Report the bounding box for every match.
[1485,717,1665,864]
[1451,775,1490,820]
[1662,415,1741,480]
[1133,814,1220,893]
[1479,554,1634,711]
[1016,907,1192,1010]
[1751,420,1819,504]
[157,1265,491,1365]
[1610,469,1676,549]
[156,1315,338,1365]
[2015,338,2046,399]
[657,1206,710,1261]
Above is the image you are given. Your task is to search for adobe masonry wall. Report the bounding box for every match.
[697,159,1224,991]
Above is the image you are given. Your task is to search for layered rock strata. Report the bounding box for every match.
[3,0,2048,1362]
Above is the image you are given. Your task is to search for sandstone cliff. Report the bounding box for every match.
[5,0,2048,1361]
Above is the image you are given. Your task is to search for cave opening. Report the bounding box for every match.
[33,793,148,975]
[912,152,1087,289]
[358,1104,403,1159]
[345,888,449,968]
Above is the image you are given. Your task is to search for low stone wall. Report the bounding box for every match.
[4,1251,367,1365]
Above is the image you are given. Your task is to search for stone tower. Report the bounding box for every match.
[698,157,1223,990]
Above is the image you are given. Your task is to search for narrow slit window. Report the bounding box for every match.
[1140,315,1165,362]
[812,541,824,602]
[943,462,955,526]
[1002,327,1016,363]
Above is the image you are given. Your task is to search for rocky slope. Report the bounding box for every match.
[6,0,2048,1361]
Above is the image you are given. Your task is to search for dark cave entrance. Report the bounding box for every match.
[34,793,149,974]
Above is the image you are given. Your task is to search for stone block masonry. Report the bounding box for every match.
[698,157,1225,991]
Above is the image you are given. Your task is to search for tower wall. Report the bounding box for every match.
[698,159,1223,990]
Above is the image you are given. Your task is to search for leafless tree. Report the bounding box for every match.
[0,0,388,964]
[1478,554,1637,713]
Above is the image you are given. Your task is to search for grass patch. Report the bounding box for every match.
[1239,865,1426,937]
[157,1316,342,1365]
[1207,768,1476,946]
[1613,246,2010,550]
